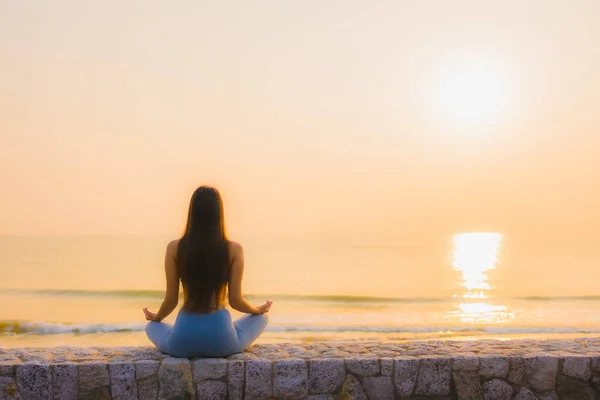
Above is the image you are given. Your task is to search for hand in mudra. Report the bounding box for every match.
[143,307,157,321]
[255,300,272,315]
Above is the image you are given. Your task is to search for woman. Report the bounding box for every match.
[143,186,271,357]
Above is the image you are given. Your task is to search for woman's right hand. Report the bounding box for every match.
[254,300,272,315]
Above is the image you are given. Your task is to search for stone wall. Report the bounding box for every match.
[2,339,600,399]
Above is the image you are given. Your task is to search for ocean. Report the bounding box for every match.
[2,233,600,348]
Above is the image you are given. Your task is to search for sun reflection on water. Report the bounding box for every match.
[450,232,514,324]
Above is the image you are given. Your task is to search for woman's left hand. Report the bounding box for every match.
[143,307,157,321]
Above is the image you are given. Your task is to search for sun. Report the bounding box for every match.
[432,60,513,126]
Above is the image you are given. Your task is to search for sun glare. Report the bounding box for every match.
[451,232,503,299]
[449,232,514,325]
[433,60,513,126]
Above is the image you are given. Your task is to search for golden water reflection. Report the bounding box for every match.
[450,232,514,324]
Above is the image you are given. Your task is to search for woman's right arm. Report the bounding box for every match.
[228,242,270,315]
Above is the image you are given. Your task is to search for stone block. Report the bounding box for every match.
[109,362,138,400]
[536,391,559,400]
[339,375,367,400]
[0,377,19,400]
[414,356,451,396]
[273,359,307,399]
[393,356,418,396]
[482,379,512,400]
[78,362,110,392]
[557,375,594,400]
[52,363,78,400]
[193,359,228,381]
[196,380,227,400]
[452,370,482,400]
[137,376,158,400]
[135,360,159,380]
[453,354,479,371]
[307,396,335,400]
[562,355,590,380]
[590,355,600,372]
[479,355,510,378]
[508,357,525,384]
[361,376,393,400]
[0,364,14,377]
[227,361,244,400]
[309,359,345,394]
[524,354,559,392]
[16,362,51,400]
[245,360,272,398]
[345,357,379,376]
[513,387,538,400]
[380,358,393,376]
[158,358,194,400]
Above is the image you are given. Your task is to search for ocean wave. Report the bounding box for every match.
[3,288,600,304]
[3,320,600,336]
[516,295,600,301]
[0,321,146,335]
[0,289,447,303]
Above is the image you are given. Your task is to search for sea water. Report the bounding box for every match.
[1,234,600,348]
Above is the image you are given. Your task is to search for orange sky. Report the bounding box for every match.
[1,1,600,245]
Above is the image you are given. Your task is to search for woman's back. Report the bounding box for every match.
[143,186,271,358]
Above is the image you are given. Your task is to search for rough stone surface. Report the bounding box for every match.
[52,363,78,400]
[393,356,419,396]
[78,362,110,392]
[479,355,510,378]
[513,387,538,400]
[273,359,307,399]
[562,355,590,380]
[453,370,482,400]
[592,375,600,392]
[339,375,367,400]
[157,358,194,400]
[453,354,479,371]
[345,357,379,376]
[110,362,138,400]
[196,380,227,400]
[0,377,19,400]
[482,379,512,400]
[591,355,600,372]
[508,357,525,384]
[192,358,228,382]
[414,356,451,396]
[245,359,272,398]
[524,354,559,392]
[0,365,15,377]
[309,359,345,394]
[227,360,245,400]
[135,360,159,380]
[380,358,393,376]
[536,391,559,400]
[16,362,52,400]
[361,376,393,400]
[557,375,594,400]
[136,376,158,400]
[1,339,600,398]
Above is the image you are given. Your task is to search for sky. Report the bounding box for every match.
[1,0,600,247]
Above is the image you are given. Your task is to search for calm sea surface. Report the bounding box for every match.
[1,234,600,348]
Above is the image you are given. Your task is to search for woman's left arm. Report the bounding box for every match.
[144,240,180,322]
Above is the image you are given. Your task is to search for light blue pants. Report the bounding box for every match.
[146,308,268,358]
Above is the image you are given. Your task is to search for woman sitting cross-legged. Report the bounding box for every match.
[143,185,271,358]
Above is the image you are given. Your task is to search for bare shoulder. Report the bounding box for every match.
[166,239,180,255]
[228,240,243,257]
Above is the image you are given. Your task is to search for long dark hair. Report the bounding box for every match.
[176,186,230,312]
